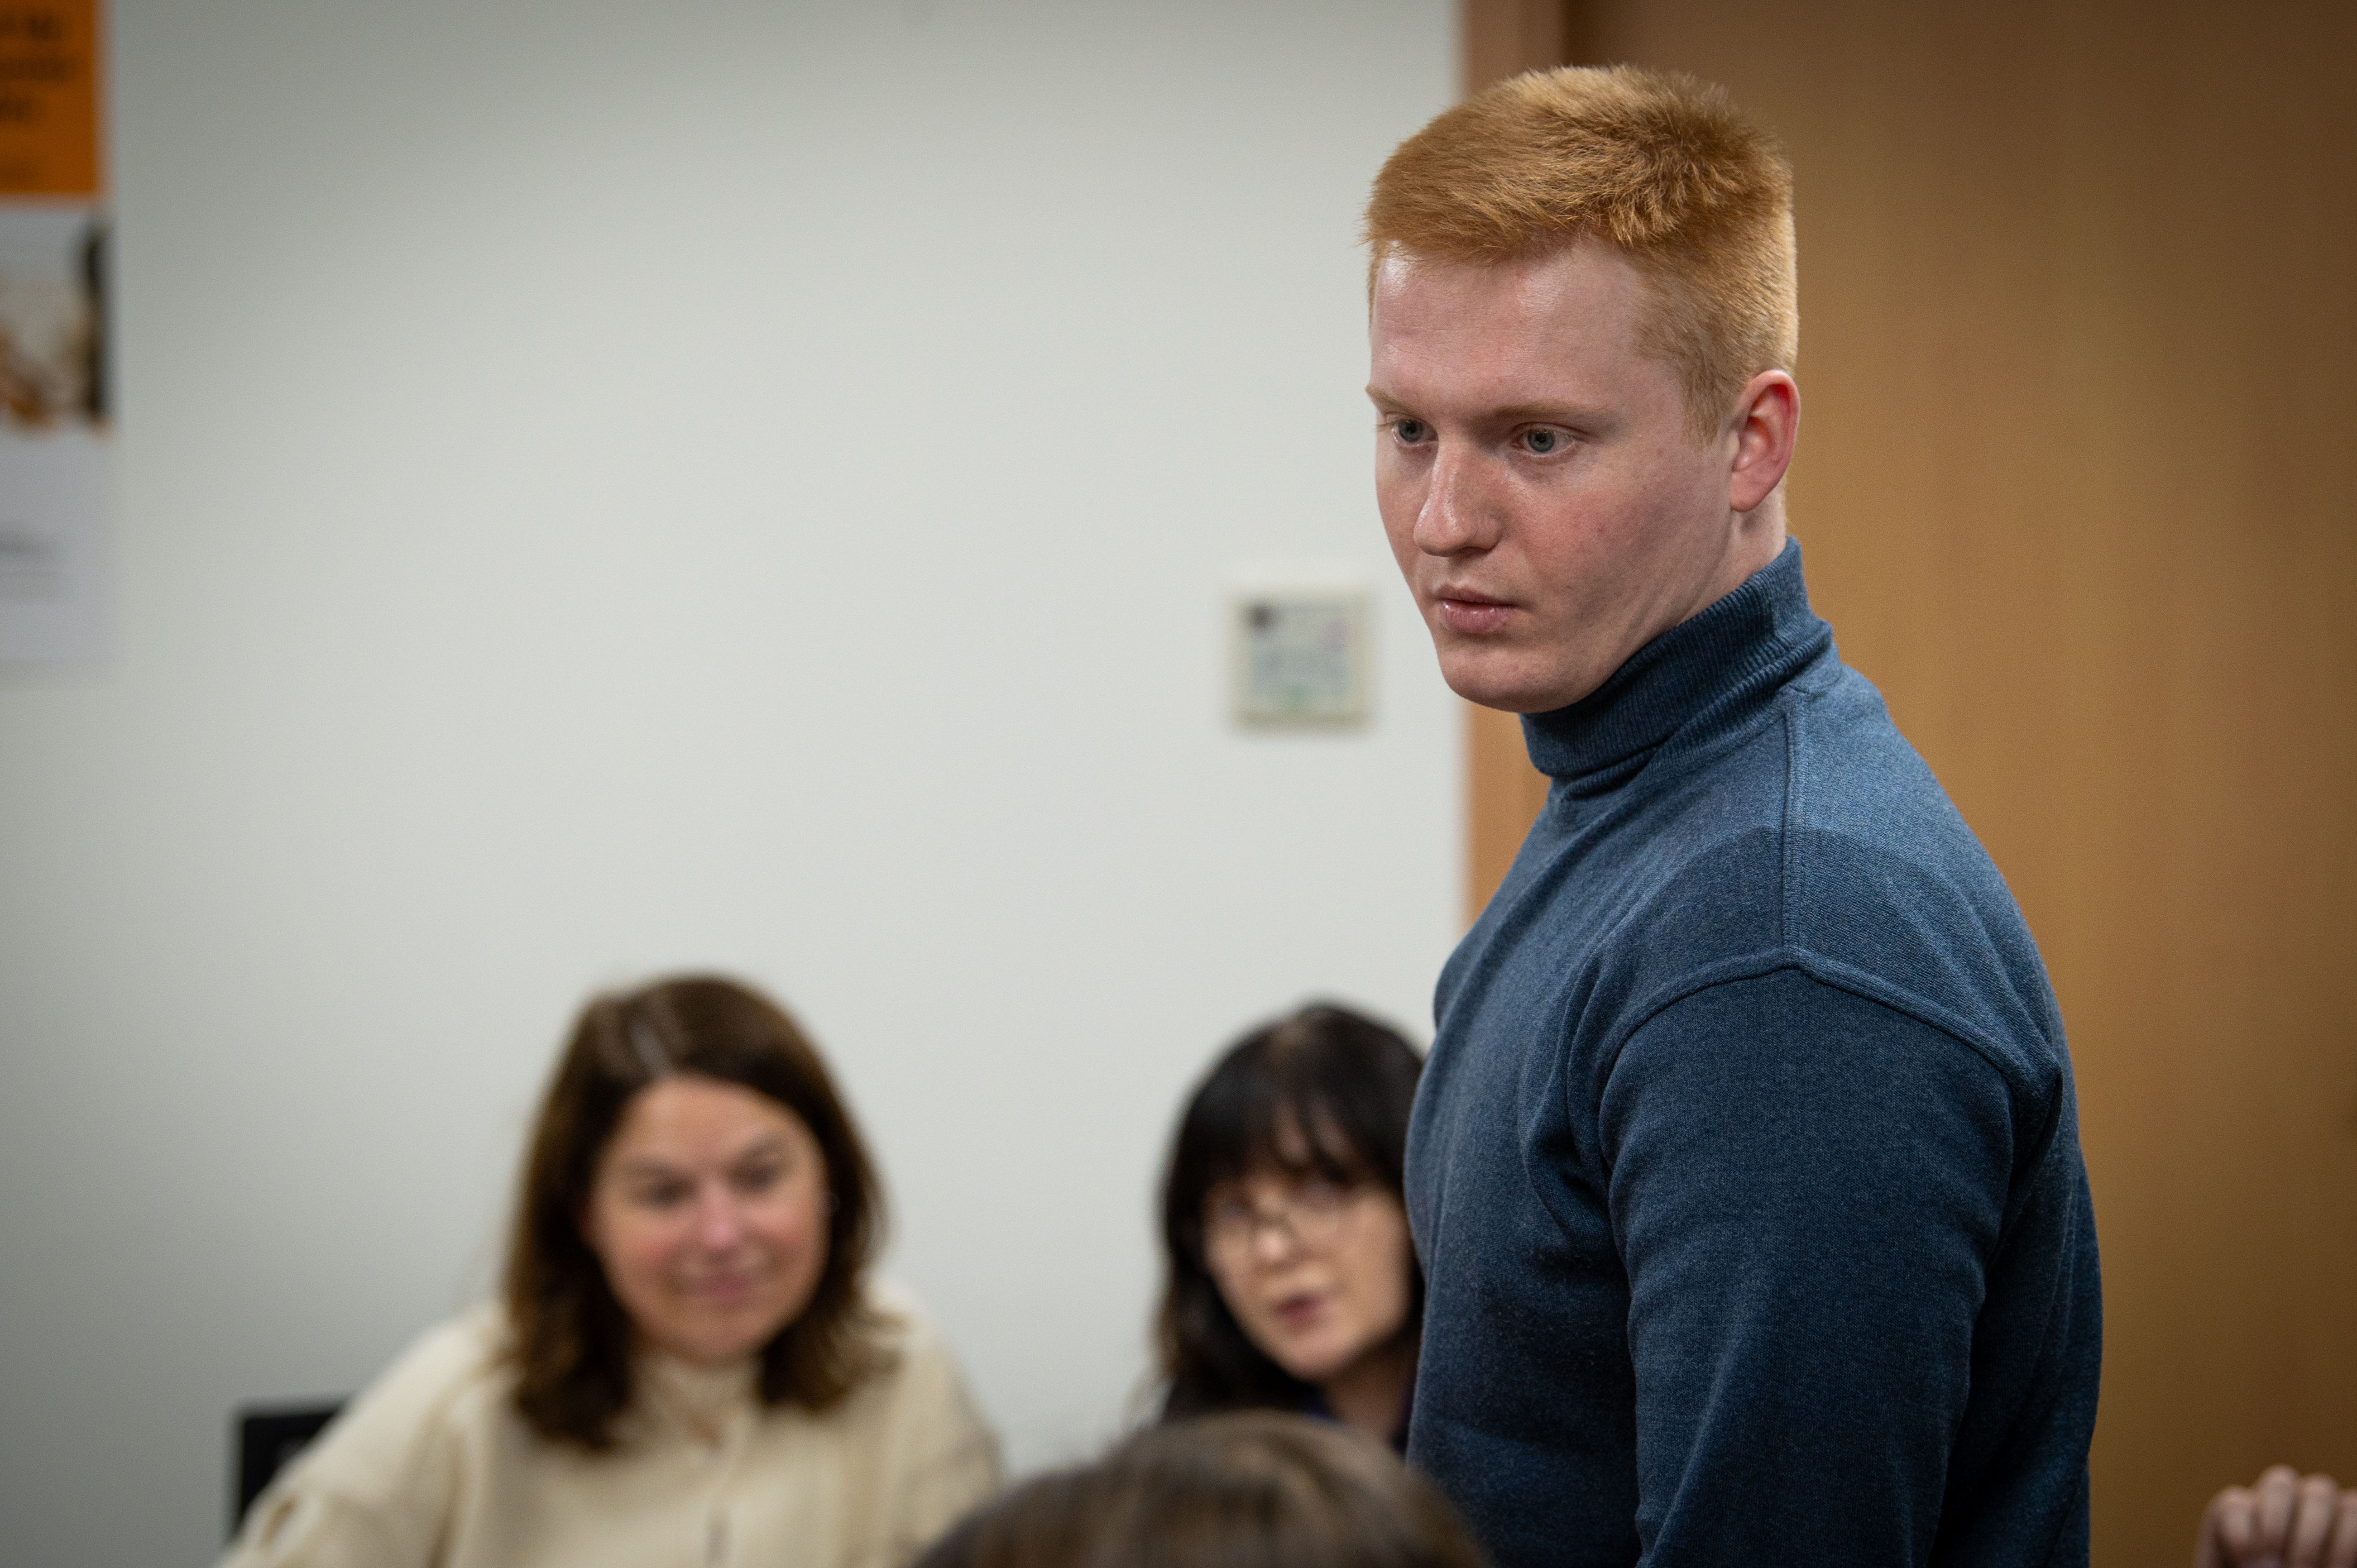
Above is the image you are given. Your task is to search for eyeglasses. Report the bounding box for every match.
[1202,1176,1364,1263]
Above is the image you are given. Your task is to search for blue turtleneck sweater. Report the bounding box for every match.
[1403,543,2100,1567]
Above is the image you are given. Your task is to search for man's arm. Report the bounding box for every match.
[1599,967,2025,1566]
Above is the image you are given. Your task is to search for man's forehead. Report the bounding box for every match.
[1372,240,1645,324]
[1369,241,1652,410]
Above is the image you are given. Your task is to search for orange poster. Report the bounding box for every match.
[0,0,103,664]
[0,1,101,198]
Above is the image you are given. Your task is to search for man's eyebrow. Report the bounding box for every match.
[1489,401,1612,425]
[1363,386,1614,426]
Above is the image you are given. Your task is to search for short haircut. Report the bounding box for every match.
[913,1412,1488,1568]
[501,974,888,1448]
[1156,1004,1424,1420]
[1365,64,1796,440]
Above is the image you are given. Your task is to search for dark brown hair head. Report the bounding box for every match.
[501,974,888,1448]
[913,1412,1487,1568]
[1156,1003,1424,1419]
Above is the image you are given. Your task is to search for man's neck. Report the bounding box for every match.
[1694,490,1788,623]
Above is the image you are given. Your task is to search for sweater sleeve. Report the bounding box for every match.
[845,1299,1003,1568]
[218,1486,438,1568]
[1597,967,2018,1567]
[216,1314,487,1568]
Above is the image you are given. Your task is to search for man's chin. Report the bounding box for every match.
[1439,651,1565,715]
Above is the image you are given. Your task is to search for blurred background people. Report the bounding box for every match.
[222,975,999,1568]
[1155,1004,1424,1448]
[912,1410,1485,1568]
[2195,1467,2357,1568]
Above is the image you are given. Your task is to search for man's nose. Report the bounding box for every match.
[1413,441,1498,556]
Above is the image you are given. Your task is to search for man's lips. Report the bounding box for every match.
[1434,589,1516,636]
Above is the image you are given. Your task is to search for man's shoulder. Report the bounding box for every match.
[1778,663,1985,860]
[1604,666,2061,1063]
[1665,670,2059,1078]
[1779,669,2057,1029]
[1642,657,2019,934]
[1455,660,2061,1069]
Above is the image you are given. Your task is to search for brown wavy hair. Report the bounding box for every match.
[913,1411,1486,1568]
[501,974,889,1448]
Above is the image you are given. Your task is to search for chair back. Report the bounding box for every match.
[231,1400,344,1538]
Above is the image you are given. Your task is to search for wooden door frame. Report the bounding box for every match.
[1456,1,1587,920]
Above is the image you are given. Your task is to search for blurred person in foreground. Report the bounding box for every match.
[223,975,999,1568]
[1365,65,2100,1566]
[913,1410,1485,1568]
[1155,1004,1423,1448]
[2196,1466,2357,1568]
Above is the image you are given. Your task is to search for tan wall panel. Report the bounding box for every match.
[1465,703,1554,916]
[1457,1,1581,919]
[1461,0,1573,99]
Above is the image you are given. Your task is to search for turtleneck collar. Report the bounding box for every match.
[1520,540,1831,792]
[635,1344,759,1444]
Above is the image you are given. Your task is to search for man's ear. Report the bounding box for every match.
[1727,370,1799,515]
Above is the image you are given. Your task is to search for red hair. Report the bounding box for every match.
[1366,65,1796,438]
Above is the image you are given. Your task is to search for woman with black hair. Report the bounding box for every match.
[1155,1004,1424,1449]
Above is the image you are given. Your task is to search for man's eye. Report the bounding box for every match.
[1521,428,1565,454]
[1392,418,1431,445]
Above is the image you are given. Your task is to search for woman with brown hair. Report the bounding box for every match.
[223,974,1000,1568]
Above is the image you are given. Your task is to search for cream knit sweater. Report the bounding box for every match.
[221,1287,1000,1568]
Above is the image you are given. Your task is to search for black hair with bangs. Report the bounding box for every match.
[1155,1002,1425,1420]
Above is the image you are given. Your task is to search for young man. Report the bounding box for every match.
[1367,68,2100,1566]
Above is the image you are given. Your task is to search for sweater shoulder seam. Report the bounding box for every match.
[1595,948,2049,1107]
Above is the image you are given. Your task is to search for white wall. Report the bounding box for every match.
[0,4,1457,1563]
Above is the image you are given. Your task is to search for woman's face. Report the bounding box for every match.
[581,1076,829,1367]
[1201,1166,1415,1389]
